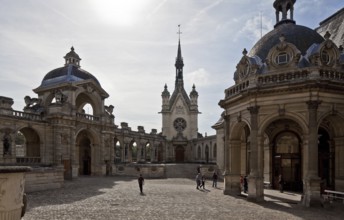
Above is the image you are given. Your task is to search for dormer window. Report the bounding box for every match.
[276,52,289,65]
[321,50,330,65]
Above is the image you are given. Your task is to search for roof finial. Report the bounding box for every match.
[177,24,182,40]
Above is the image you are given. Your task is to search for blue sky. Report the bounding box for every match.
[0,0,343,135]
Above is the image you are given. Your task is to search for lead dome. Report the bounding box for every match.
[39,47,101,87]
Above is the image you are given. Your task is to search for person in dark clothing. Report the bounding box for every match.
[138,174,144,194]
[243,176,248,193]
[212,172,218,188]
[278,174,284,193]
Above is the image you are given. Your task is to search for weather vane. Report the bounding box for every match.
[177,24,182,39]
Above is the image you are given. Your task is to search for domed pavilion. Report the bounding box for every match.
[214,0,344,206]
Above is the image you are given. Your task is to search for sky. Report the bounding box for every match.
[0,0,343,136]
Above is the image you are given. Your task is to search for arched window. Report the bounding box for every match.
[114,140,121,163]
[213,144,217,159]
[197,146,201,159]
[145,143,151,162]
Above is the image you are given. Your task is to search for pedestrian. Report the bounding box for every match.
[278,174,284,193]
[243,176,248,193]
[240,175,244,191]
[138,174,144,194]
[196,173,201,189]
[201,175,206,189]
[212,172,218,188]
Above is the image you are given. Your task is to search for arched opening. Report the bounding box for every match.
[15,131,25,157]
[17,128,40,159]
[157,143,163,162]
[205,145,209,163]
[114,140,121,163]
[197,146,201,160]
[175,146,184,162]
[82,103,94,115]
[145,143,151,162]
[3,134,12,155]
[77,131,92,175]
[272,131,302,192]
[318,127,334,192]
[131,141,137,162]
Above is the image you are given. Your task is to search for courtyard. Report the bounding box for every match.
[22,176,343,220]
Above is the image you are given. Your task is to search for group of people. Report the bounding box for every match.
[138,171,286,195]
[195,170,218,190]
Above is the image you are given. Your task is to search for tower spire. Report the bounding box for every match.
[175,25,184,87]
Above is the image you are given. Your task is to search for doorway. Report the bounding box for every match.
[175,146,184,162]
[272,131,302,191]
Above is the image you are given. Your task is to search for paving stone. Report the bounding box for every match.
[22,176,344,220]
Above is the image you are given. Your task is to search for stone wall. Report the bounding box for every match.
[25,166,64,192]
[112,164,166,178]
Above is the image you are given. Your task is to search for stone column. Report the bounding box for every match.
[302,100,322,207]
[225,139,242,195]
[334,137,344,191]
[247,106,264,202]
[223,114,232,195]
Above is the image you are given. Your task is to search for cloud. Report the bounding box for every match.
[185,68,211,87]
[235,14,273,42]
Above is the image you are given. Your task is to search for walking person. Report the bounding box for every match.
[201,175,206,189]
[212,172,218,188]
[138,174,144,194]
[196,173,201,189]
[240,175,244,191]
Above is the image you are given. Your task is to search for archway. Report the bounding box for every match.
[175,146,184,162]
[272,131,302,191]
[21,128,40,157]
[77,130,93,175]
[318,127,334,192]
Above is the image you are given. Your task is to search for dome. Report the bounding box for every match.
[39,47,101,87]
[249,22,324,61]
[40,65,101,87]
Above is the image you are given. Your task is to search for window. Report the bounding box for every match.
[321,50,330,65]
[276,52,289,65]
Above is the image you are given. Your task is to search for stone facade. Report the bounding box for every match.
[213,0,344,207]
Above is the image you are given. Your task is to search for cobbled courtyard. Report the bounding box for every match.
[22,176,343,220]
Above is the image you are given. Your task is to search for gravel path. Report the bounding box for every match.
[22,176,343,220]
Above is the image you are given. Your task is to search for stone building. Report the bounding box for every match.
[213,0,344,206]
[0,37,216,191]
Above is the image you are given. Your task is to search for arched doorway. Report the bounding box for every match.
[79,136,91,175]
[272,131,302,191]
[175,146,184,162]
[318,128,334,192]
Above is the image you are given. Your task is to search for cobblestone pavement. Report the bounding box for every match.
[22,176,343,220]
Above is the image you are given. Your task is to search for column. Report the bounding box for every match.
[334,137,344,191]
[247,106,264,202]
[302,100,321,207]
[223,114,232,195]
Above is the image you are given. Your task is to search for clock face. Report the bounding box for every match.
[173,118,187,131]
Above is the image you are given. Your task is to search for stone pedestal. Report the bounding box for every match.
[0,166,31,220]
[302,177,322,207]
[223,174,241,195]
[247,176,264,202]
